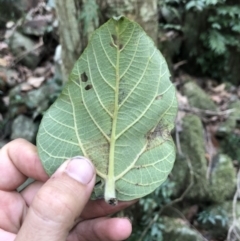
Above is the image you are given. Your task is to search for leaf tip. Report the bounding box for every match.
[112,15,124,21]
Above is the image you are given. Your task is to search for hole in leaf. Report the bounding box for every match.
[111,34,117,45]
[119,43,123,50]
[85,84,92,90]
[81,72,88,82]
[155,95,163,100]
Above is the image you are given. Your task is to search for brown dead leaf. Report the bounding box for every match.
[0,58,8,67]
[21,83,33,91]
[2,96,9,106]
[211,83,225,93]
[220,90,231,99]
[33,67,47,77]
[0,42,8,51]
[211,95,222,104]
[27,76,45,88]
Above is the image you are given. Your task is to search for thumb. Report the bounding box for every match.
[16,156,96,241]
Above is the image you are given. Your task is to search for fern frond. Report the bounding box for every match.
[208,30,226,54]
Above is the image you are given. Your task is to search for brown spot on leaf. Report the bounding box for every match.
[155,95,163,100]
[111,34,117,45]
[81,72,88,82]
[85,84,92,90]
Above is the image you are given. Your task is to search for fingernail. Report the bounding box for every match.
[65,156,95,185]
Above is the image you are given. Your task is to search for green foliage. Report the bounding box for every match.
[37,17,177,203]
[158,0,240,83]
[130,180,175,241]
[0,0,22,27]
[79,0,99,36]
[221,133,240,162]
[198,208,229,227]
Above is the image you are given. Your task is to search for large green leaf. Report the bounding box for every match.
[37,16,178,205]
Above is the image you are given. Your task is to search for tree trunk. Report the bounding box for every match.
[56,0,158,79]
[102,0,158,44]
[55,0,82,81]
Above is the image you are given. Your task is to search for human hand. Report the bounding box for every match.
[0,139,134,241]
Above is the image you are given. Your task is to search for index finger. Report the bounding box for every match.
[0,139,49,191]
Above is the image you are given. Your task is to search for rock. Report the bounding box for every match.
[171,115,236,203]
[171,114,209,200]
[9,31,42,69]
[9,79,61,118]
[11,115,38,142]
[22,15,53,37]
[25,85,49,109]
[9,85,26,107]
[160,216,203,241]
[183,81,217,111]
[6,69,19,88]
[0,67,19,89]
[218,100,240,135]
[208,154,236,203]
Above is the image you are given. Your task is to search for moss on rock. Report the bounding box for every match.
[208,154,236,203]
[160,217,203,241]
[183,82,217,111]
[172,114,209,200]
[172,115,236,203]
[218,100,240,135]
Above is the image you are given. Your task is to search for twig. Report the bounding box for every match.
[175,122,182,156]
[164,157,194,207]
[179,106,234,117]
[173,60,187,70]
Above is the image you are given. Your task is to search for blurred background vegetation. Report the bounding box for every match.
[0,0,240,240]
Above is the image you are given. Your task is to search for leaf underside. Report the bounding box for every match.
[37,16,178,203]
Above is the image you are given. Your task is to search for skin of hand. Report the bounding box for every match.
[0,138,135,241]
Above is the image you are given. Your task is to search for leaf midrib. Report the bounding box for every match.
[108,24,120,183]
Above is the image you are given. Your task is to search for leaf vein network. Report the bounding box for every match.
[76,64,111,142]
[47,113,75,130]
[42,124,78,146]
[83,55,114,118]
[91,43,115,92]
[119,33,144,80]
[98,31,116,68]
[116,61,162,140]
[119,48,157,109]
[67,86,88,156]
